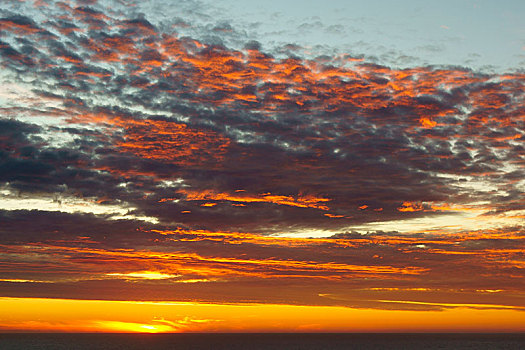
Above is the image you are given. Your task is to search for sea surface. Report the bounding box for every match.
[0,333,524,350]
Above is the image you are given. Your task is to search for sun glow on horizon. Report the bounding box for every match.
[105,271,181,280]
[94,321,177,333]
[0,297,524,333]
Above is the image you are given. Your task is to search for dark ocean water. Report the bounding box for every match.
[0,333,524,350]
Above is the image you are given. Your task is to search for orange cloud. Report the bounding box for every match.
[397,202,424,212]
[0,18,42,35]
[178,189,331,210]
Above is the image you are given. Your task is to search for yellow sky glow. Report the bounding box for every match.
[0,297,524,333]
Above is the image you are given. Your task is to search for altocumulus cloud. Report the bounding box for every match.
[0,0,523,312]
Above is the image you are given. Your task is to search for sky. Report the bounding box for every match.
[0,0,524,333]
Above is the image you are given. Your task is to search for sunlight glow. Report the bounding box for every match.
[0,297,524,333]
[105,272,181,280]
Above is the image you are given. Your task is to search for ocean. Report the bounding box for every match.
[0,333,524,350]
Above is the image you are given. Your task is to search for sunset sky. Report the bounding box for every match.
[0,0,524,332]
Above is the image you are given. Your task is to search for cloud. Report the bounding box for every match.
[0,209,523,310]
[0,2,522,233]
[0,0,523,312]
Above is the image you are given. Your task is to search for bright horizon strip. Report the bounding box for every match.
[0,297,524,333]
